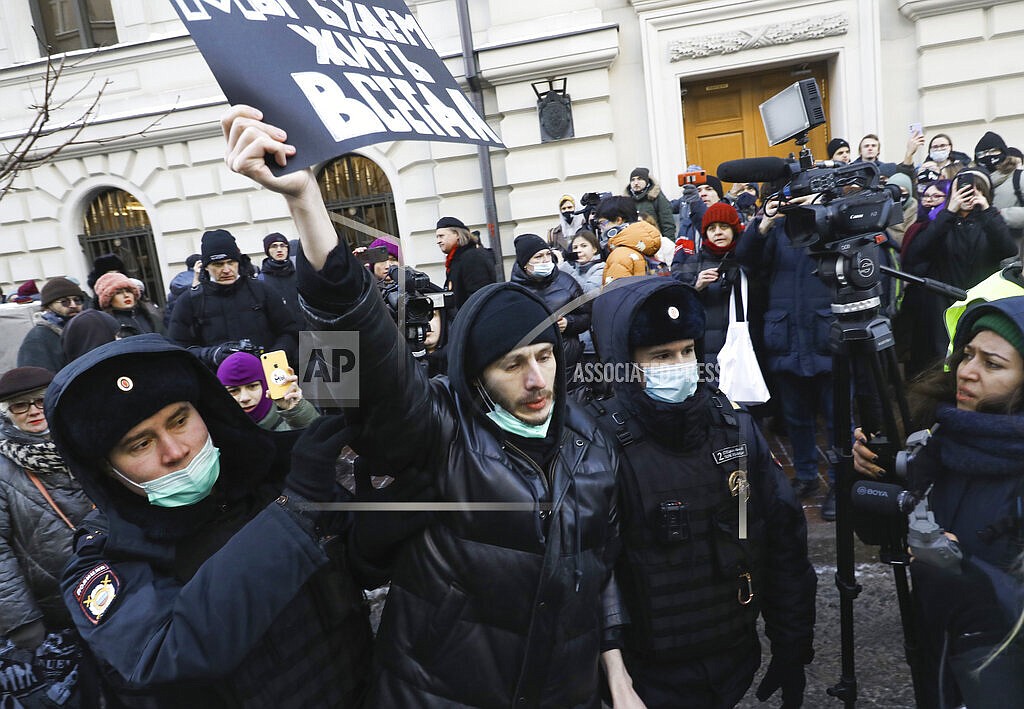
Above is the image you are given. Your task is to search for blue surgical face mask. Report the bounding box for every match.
[642,362,699,403]
[112,435,220,507]
[531,262,555,278]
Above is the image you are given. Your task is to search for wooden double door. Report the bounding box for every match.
[682,62,833,184]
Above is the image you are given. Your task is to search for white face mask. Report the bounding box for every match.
[929,149,950,163]
[531,262,555,277]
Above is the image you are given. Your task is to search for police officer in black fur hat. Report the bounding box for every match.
[46,335,371,706]
[588,276,816,708]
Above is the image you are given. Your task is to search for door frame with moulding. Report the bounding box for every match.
[681,62,832,186]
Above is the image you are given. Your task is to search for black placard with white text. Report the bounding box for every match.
[171,0,504,174]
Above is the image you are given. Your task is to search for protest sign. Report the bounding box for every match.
[171,0,504,174]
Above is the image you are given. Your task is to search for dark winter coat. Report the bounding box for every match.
[445,244,497,310]
[909,297,1024,571]
[167,274,299,366]
[510,262,590,373]
[258,257,303,329]
[298,248,622,708]
[902,206,1016,368]
[0,423,92,636]
[627,180,676,242]
[672,250,763,367]
[735,216,834,377]
[107,306,163,336]
[47,336,371,707]
[17,312,65,373]
[589,276,816,665]
[163,269,194,327]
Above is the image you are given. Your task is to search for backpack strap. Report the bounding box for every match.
[1013,169,1024,208]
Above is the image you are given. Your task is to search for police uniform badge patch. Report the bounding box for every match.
[74,563,121,624]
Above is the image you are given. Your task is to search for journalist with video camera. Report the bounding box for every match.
[221,104,625,707]
[855,297,1024,707]
[168,229,299,369]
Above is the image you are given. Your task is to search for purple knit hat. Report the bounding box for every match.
[216,352,272,422]
[368,237,400,260]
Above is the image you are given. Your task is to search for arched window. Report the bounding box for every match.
[316,154,399,249]
[31,0,118,54]
[79,189,165,306]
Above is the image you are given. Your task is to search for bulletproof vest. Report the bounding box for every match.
[591,393,762,658]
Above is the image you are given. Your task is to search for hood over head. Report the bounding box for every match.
[591,276,707,412]
[61,310,119,363]
[46,334,283,541]
[953,296,1024,360]
[445,282,566,440]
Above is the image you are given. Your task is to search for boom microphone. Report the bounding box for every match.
[716,157,793,184]
[851,481,919,515]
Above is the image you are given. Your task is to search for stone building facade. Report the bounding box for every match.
[0,0,1021,296]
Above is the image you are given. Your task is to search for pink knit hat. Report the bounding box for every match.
[94,272,139,309]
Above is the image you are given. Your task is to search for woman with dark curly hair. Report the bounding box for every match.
[855,297,1024,708]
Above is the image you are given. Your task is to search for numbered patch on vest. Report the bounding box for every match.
[713,444,748,465]
[74,563,121,625]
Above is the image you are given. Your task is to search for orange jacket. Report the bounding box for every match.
[602,221,662,285]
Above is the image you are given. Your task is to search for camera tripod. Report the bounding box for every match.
[811,235,966,708]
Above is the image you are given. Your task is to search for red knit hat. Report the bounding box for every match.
[701,202,742,237]
[94,272,140,309]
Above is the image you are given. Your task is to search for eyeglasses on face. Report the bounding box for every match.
[8,398,45,415]
[56,297,84,307]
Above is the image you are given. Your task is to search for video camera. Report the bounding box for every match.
[850,427,962,570]
[577,191,612,232]
[380,265,453,357]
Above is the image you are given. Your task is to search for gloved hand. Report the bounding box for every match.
[349,457,436,586]
[682,183,701,203]
[756,649,808,708]
[286,415,353,502]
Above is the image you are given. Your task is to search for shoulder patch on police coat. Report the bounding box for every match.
[713,444,748,465]
[74,563,121,625]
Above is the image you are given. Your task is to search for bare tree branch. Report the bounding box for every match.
[0,47,175,203]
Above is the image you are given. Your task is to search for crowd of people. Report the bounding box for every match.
[0,110,1022,708]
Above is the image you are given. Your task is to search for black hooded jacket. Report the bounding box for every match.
[589,276,816,664]
[298,245,622,708]
[46,336,370,707]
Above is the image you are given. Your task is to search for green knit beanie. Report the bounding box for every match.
[971,312,1024,359]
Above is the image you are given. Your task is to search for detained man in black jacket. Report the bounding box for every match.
[588,276,816,708]
[47,335,371,707]
[168,229,299,369]
[221,104,629,708]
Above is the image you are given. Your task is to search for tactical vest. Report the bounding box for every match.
[590,393,763,659]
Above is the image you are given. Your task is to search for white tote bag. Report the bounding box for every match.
[717,271,771,404]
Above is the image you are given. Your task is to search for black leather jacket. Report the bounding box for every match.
[298,247,622,708]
